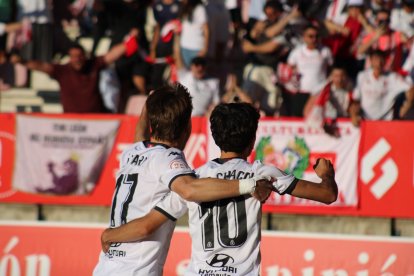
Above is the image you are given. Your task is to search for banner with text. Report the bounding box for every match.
[0,113,138,205]
[13,115,119,195]
[0,114,208,205]
[1,222,413,276]
[208,120,360,213]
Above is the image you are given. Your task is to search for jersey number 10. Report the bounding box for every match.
[199,196,248,251]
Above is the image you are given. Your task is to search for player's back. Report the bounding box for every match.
[94,141,194,276]
[186,158,263,276]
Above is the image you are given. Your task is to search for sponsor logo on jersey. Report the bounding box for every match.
[207,254,234,267]
[198,254,238,275]
[170,160,189,169]
[255,136,310,178]
[106,249,126,258]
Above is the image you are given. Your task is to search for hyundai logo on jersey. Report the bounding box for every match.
[206,254,235,268]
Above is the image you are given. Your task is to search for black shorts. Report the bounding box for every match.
[132,60,151,77]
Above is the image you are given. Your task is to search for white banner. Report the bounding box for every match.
[13,115,119,195]
[208,120,360,207]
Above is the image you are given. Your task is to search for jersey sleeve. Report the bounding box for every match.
[194,4,207,24]
[154,191,188,221]
[287,47,299,66]
[159,150,195,189]
[254,161,298,195]
[390,73,411,97]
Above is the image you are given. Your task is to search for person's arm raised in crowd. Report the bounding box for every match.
[103,29,138,65]
[242,39,281,54]
[149,23,161,60]
[290,158,338,205]
[0,22,23,34]
[264,5,301,38]
[173,33,184,70]
[25,60,54,75]
[324,19,350,36]
[357,27,385,57]
[250,20,266,40]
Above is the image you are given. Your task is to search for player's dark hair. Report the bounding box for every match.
[210,103,260,154]
[146,83,193,142]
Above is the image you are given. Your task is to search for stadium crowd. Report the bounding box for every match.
[1,0,414,134]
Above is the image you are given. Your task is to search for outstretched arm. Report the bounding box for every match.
[242,39,280,54]
[290,158,338,204]
[103,29,138,65]
[101,209,168,252]
[25,60,54,75]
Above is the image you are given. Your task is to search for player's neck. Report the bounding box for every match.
[220,151,245,160]
[150,138,177,149]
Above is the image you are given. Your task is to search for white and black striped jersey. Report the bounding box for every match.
[94,141,194,276]
[155,158,297,276]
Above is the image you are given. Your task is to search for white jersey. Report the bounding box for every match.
[155,158,297,276]
[353,69,411,120]
[94,141,194,276]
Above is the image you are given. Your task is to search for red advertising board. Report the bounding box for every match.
[357,121,414,217]
[0,114,15,201]
[2,113,414,218]
[1,222,413,275]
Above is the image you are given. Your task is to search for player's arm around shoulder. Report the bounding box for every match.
[101,210,168,252]
[290,158,338,204]
[170,174,273,203]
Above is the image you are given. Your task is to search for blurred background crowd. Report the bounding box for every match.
[1,0,414,135]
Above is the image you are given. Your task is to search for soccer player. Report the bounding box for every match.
[93,85,273,276]
[100,102,338,275]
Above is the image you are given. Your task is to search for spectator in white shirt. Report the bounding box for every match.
[390,0,414,39]
[178,57,220,116]
[178,0,209,68]
[350,50,414,126]
[286,24,333,117]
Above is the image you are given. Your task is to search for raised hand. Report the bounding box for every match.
[313,158,335,179]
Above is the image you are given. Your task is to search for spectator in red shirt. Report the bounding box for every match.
[357,9,407,72]
[24,32,137,113]
[323,0,372,79]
